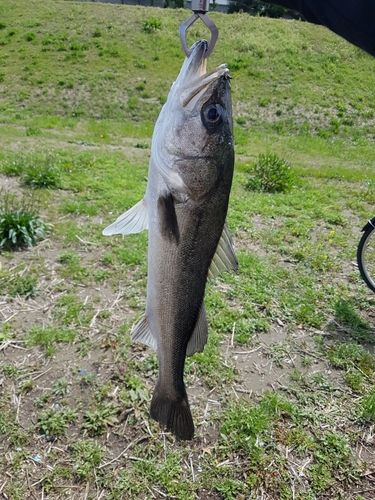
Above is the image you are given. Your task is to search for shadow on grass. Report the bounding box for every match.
[331,298,375,347]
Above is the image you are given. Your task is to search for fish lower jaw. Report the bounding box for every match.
[180,66,230,108]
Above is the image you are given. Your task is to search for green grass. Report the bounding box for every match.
[0,0,375,498]
[246,152,295,192]
[0,191,47,249]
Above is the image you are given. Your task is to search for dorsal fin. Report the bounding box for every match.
[102,198,148,236]
[208,222,238,280]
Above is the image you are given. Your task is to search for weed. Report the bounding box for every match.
[246,153,295,193]
[119,374,149,407]
[334,299,373,342]
[344,368,364,392]
[220,391,293,453]
[52,378,70,396]
[60,199,98,216]
[37,407,78,437]
[39,464,73,493]
[82,402,120,436]
[93,269,110,283]
[26,325,76,353]
[79,372,95,387]
[128,96,138,110]
[92,28,102,38]
[314,431,357,480]
[0,323,12,341]
[58,250,80,265]
[54,295,93,326]
[25,127,42,136]
[34,394,50,407]
[18,380,34,394]
[0,478,27,500]
[102,252,115,266]
[1,364,19,378]
[142,354,158,377]
[0,192,47,250]
[360,179,375,202]
[6,274,37,298]
[229,57,250,72]
[22,164,61,189]
[71,439,104,481]
[2,152,64,189]
[360,387,375,422]
[327,342,375,373]
[25,32,36,42]
[143,16,161,33]
[236,117,246,125]
[215,479,245,499]
[1,159,26,177]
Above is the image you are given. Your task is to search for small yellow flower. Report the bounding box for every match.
[100,134,104,138]
[324,255,327,259]
[328,239,333,243]
[330,230,335,235]
[317,243,322,248]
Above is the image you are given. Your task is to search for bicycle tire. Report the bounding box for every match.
[357,217,375,293]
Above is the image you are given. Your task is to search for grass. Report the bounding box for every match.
[0,0,375,498]
[0,191,47,249]
[246,152,295,192]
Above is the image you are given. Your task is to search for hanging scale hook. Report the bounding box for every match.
[179,0,218,58]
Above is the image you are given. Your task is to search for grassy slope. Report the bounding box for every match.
[1,1,375,499]
[1,1,375,128]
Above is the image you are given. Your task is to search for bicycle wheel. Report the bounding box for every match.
[357,217,375,293]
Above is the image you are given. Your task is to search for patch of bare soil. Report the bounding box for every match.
[0,174,26,198]
[0,123,151,166]
[222,325,326,395]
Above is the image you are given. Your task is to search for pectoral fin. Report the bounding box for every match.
[208,222,238,280]
[130,315,157,351]
[158,161,191,198]
[153,149,192,201]
[186,302,208,356]
[102,198,148,236]
[158,192,180,243]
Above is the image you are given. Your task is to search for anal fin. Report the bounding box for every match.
[186,301,208,356]
[103,198,148,236]
[208,222,238,280]
[130,315,157,351]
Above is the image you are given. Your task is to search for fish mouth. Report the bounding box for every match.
[177,40,230,109]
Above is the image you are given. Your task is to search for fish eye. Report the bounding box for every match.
[202,103,224,130]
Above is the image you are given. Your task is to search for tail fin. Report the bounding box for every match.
[150,386,194,440]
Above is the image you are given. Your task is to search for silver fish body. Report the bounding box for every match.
[103,40,237,439]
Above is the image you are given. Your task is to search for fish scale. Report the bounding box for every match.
[103,40,237,440]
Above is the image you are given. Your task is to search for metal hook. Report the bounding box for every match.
[179,11,218,59]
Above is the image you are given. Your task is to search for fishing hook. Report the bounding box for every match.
[179,0,218,59]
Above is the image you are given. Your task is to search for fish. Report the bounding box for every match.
[103,40,237,440]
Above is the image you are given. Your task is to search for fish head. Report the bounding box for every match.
[153,40,234,201]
